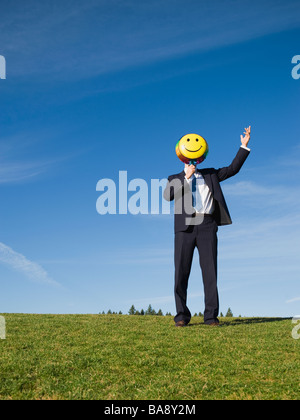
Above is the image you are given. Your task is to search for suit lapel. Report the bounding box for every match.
[197,169,214,195]
[179,170,185,182]
[179,170,193,194]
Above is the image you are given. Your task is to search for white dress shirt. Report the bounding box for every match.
[184,145,250,214]
[184,169,215,215]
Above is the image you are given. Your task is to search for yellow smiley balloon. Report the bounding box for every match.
[176,133,209,165]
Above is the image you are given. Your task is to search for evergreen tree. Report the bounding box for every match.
[145,304,151,315]
[128,305,136,315]
[107,309,112,314]
[226,307,233,317]
[145,304,156,315]
[157,309,163,316]
[140,309,145,315]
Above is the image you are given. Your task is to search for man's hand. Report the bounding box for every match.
[240,126,251,148]
[185,164,196,179]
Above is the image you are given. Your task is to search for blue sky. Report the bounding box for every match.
[0,0,300,317]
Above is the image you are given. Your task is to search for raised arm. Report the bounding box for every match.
[216,126,251,182]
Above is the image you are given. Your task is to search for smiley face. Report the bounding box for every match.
[176,133,209,164]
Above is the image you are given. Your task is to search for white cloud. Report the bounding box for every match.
[0,130,80,184]
[0,242,60,287]
[223,181,275,196]
[129,290,205,308]
[286,296,300,304]
[0,161,49,184]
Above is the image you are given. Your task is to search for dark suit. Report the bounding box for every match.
[164,147,250,324]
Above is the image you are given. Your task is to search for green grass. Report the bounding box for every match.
[0,314,299,400]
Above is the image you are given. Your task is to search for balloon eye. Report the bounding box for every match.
[187,138,190,142]
[196,139,199,142]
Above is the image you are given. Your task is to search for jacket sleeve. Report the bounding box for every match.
[216,147,250,182]
[163,176,185,202]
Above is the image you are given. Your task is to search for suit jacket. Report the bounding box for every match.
[164,147,250,233]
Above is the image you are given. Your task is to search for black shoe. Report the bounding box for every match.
[175,320,188,327]
[208,322,219,327]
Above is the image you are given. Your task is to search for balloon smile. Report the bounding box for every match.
[184,145,203,153]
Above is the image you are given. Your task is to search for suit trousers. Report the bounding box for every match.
[174,214,219,325]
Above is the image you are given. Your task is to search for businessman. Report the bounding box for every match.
[164,127,251,327]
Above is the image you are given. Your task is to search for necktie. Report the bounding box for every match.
[191,177,197,208]
[191,176,203,212]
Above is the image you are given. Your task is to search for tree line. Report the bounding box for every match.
[100,305,236,317]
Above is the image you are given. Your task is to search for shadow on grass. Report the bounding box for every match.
[188,317,291,328]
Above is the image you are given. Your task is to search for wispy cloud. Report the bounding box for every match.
[286,296,300,304]
[0,160,53,184]
[2,0,300,81]
[0,131,50,183]
[0,242,60,287]
[128,290,204,308]
[0,130,81,184]
[223,181,275,196]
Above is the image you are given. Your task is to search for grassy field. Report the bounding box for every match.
[0,314,299,400]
